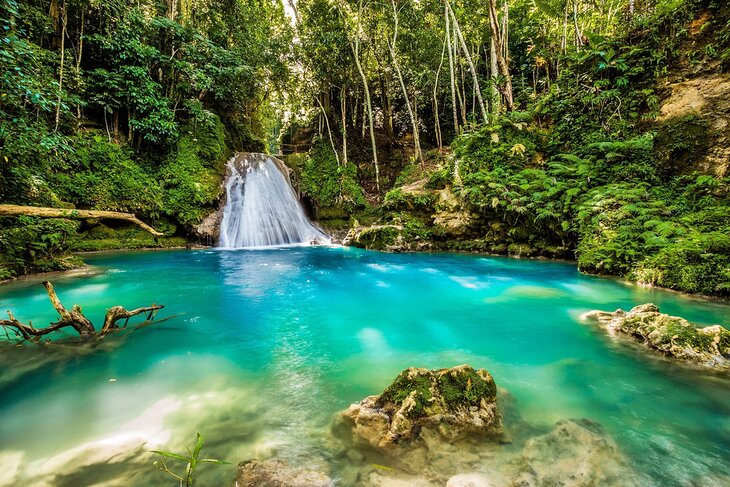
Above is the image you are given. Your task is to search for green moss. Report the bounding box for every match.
[354,226,399,250]
[437,369,496,409]
[375,371,434,418]
[383,188,436,212]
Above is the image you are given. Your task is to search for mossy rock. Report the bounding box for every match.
[337,365,503,455]
[583,304,730,371]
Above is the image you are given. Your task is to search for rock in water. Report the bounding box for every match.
[336,365,504,454]
[582,303,730,371]
[233,459,331,487]
[512,419,643,487]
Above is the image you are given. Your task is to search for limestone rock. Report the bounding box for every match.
[193,208,224,244]
[512,419,642,487]
[233,459,331,487]
[582,304,730,371]
[336,365,504,455]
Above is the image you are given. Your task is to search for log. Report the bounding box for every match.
[0,281,164,341]
[0,204,164,236]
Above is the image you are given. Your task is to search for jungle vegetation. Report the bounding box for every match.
[1,0,728,296]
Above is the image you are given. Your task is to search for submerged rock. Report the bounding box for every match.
[582,303,730,371]
[336,365,504,455]
[511,419,642,487]
[233,459,331,487]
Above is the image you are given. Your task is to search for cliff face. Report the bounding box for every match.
[655,7,730,177]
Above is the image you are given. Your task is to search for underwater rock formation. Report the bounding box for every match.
[582,303,729,371]
[233,459,331,487]
[511,419,642,487]
[336,365,504,455]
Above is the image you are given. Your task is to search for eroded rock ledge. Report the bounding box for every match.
[582,303,729,371]
[335,365,504,455]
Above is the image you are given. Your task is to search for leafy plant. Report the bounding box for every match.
[152,433,230,487]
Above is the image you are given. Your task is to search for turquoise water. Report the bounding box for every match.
[0,247,728,485]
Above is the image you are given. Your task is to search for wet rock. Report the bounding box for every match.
[336,365,504,455]
[511,419,642,487]
[193,208,223,244]
[446,473,497,487]
[233,459,331,487]
[582,304,730,371]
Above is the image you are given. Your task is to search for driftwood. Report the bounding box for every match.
[0,204,164,236]
[0,281,163,341]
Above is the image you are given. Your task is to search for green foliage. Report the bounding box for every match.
[49,133,164,215]
[300,142,366,212]
[159,116,228,226]
[0,217,81,279]
[152,433,230,487]
[452,119,539,175]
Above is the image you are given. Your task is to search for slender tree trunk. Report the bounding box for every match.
[54,1,67,131]
[445,3,459,134]
[341,83,348,166]
[458,60,467,126]
[488,0,514,111]
[561,0,569,54]
[348,0,379,190]
[573,0,583,48]
[489,37,500,118]
[378,71,395,141]
[433,33,447,150]
[447,3,488,124]
[387,0,422,164]
[75,7,84,123]
[501,1,509,60]
[315,95,340,166]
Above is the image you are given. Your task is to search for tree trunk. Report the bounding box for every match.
[487,0,514,111]
[387,0,422,164]
[445,3,459,134]
[378,71,395,141]
[75,7,84,123]
[447,3,488,124]
[341,83,348,166]
[54,1,67,131]
[0,205,165,236]
[573,0,583,48]
[314,95,340,166]
[348,0,379,190]
[433,33,447,150]
[489,37,500,118]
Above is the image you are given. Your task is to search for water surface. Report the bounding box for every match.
[0,248,728,485]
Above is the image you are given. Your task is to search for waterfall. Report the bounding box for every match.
[218,154,329,249]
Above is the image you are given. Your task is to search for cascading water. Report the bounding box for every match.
[218,153,330,248]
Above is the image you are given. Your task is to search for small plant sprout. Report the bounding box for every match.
[152,433,230,487]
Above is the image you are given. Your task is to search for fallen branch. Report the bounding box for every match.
[0,280,164,341]
[0,204,164,236]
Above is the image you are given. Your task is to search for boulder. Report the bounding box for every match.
[336,365,504,455]
[582,303,730,371]
[232,459,331,487]
[512,419,642,487]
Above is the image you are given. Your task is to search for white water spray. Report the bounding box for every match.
[218,154,329,248]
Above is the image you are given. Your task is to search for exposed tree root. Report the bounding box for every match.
[0,280,163,341]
